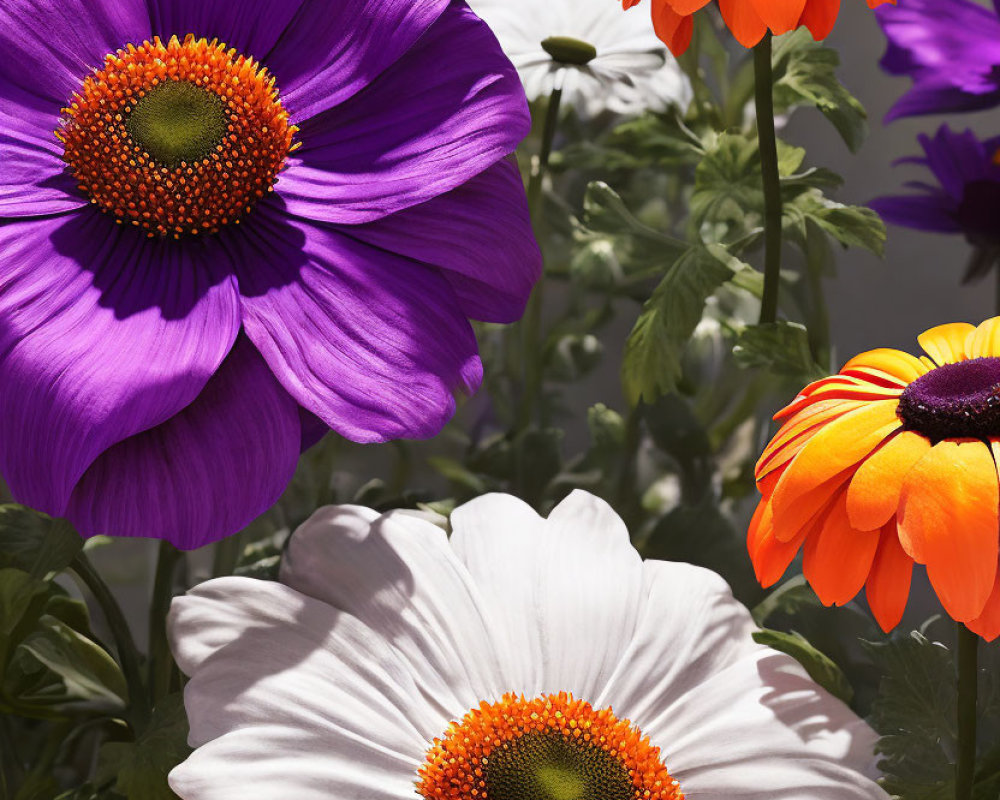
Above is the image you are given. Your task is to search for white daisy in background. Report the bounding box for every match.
[167,491,887,800]
[467,0,692,117]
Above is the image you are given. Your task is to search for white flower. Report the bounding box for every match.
[468,0,692,117]
[167,490,887,800]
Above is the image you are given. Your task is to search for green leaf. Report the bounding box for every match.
[5,615,127,717]
[623,246,749,404]
[753,628,854,705]
[0,506,82,580]
[785,189,886,256]
[582,182,686,255]
[733,321,827,380]
[771,29,868,153]
[98,694,191,800]
[751,575,816,626]
[690,132,762,236]
[586,404,626,452]
[864,631,957,799]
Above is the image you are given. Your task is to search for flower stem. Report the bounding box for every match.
[753,33,782,326]
[956,622,978,800]
[517,85,563,432]
[69,553,149,732]
[148,540,183,707]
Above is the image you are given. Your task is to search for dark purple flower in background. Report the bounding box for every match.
[0,0,541,549]
[876,0,1000,121]
[871,126,1000,279]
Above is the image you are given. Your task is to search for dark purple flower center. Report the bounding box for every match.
[897,357,1000,440]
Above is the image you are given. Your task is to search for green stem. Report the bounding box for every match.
[516,85,563,432]
[753,33,782,326]
[148,541,183,707]
[211,531,242,579]
[956,623,978,800]
[69,553,149,731]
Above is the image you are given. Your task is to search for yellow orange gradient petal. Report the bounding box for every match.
[846,430,932,531]
[898,439,1000,621]
[841,348,929,384]
[966,316,1000,358]
[757,398,863,476]
[865,523,913,633]
[917,322,975,366]
[753,515,812,587]
[772,469,850,543]
[662,0,712,14]
[803,492,880,606]
[771,400,901,522]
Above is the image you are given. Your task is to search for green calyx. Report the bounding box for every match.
[541,36,598,66]
[485,731,631,800]
[126,80,226,167]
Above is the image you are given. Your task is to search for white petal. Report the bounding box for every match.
[596,560,759,716]
[279,505,507,714]
[167,577,442,798]
[450,490,644,699]
[658,652,887,799]
[169,724,416,800]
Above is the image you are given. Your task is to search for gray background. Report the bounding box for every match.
[792,1,997,357]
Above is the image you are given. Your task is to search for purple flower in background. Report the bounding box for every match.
[876,0,1000,120]
[0,0,540,549]
[871,126,1000,280]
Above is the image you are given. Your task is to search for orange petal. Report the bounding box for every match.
[748,0,808,33]
[846,430,932,531]
[898,439,1000,621]
[651,0,695,55]
[757,398,862,476]
[771,400,901,524]
[752,516,812,587]
[867,0,896,7]
[966,316,1000,358]
[758,467,784,500]
[803,491,880,606]
[776,379,902,420]
[865,522,913,633]
[917,322,975,366]
[967,564,1000,642]
[747,498,771,554]
[718,0,768,47]
[772,468,850,542]
[663,0,712,14]
[841,348,928,384]
[839,365,908,389]
[799,0,840,40]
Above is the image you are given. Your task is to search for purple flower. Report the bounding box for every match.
[0,0,541,549]
[876,0,1000,120]
[871,126,1000,279]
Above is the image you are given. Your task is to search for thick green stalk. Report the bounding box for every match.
[148,540,183,706]
[753,33,782,325]
[69,554,149,731]
[956,623,978,800]
[517,86,563,432]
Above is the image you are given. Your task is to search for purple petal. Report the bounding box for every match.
[229,202,482,443]
[146,0,305,62]
[885,81,1000,122]
[265,0,450,122]
[349,159,541,323]
[0,210,240,515]
[66,338,300,549]
[1,83,85,217]
[0,0,150,106]
[275,2,529,225]
[869,194,962,234]
[918,126,997,199]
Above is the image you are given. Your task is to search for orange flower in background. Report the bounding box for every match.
[750,318,1000,641]
[623,0,895,56]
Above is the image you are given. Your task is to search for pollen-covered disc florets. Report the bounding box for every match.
[417,692,682,800]
[59,34,296,237]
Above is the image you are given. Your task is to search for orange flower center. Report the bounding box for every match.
[58,34,296,238]
[898,356,1000,441]
[417,692,683,800]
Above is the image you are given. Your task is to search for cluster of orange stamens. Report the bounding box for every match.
[58,34,297,237]
[417,692,683,800]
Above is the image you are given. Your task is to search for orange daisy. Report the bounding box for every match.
[750,318,1000,641]
[623,0,895,56]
